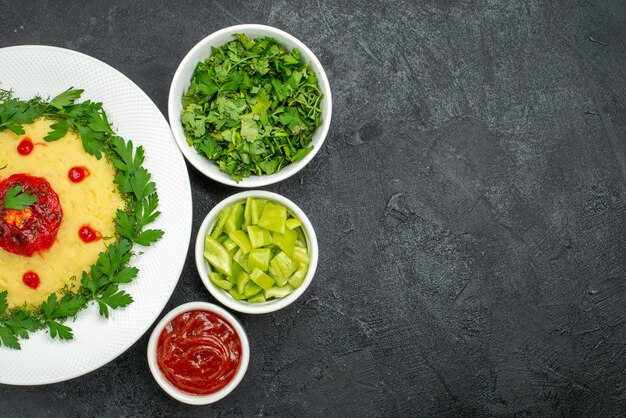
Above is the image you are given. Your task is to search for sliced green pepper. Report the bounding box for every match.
[286,218,302,230]
[264,284,295,299]
[248,248,271,271]
[228,229,252,254]
[244,280,263,297]
[292,245,310,265]
[272,228,297,257]
[209,272,234,290]
[247,225,272,248]
[250,199,266,225]
[258,202,287,233]
[268,251,297,286]
[288,264,308,288]
[250,267,275,290]
[233,248,251,273]
[236,270,249,294]
[223,237,238,255]
[247,293,266,303]
[211,205,232,238]
[243,196,253,228]
[204,235,233,276]
[224,202,244,234]
[228,261,244,284]
[229,288,247,300]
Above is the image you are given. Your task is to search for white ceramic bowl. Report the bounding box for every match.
[147,302,250,405]
[168,24,332,188]
[195,190,318,314]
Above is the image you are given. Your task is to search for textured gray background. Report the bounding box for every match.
[1,1,625,417]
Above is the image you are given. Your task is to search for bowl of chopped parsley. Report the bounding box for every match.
[168,24,332,187]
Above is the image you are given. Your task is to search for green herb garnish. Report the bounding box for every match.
[181,34,323,182]
[2,185,37,210]
[0,88,163,349]
[43,87,114,159]
[0,98,43,135]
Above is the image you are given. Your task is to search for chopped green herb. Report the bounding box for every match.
[181,34,323,182]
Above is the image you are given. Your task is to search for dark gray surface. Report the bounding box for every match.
[1,1,625,416]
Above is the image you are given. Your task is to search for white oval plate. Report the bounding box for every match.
[0,46,192,385]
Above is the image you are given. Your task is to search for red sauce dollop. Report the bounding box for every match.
[78,225,102,243]
[17,137,34,156]
[22,271,40,289]
[156,310,242,395]
[68,166,90,183]
[0,174,63,256]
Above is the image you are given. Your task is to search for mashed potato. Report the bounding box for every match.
[0,118,124,307]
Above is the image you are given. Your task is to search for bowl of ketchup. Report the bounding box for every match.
[147,302,250,404]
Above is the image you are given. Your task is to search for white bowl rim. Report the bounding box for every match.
[168,23,332,188]
[195,190,319,314]
[146,301,250,405]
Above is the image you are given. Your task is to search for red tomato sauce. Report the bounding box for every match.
[0,174,63,256]
[17,138,34,156]
[22,271,40,289]
[156,310,242,395]
[68,166,89,183]
[78,225,102,243]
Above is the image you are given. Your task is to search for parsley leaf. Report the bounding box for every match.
[110,136,144,172]
[97,285,133,318]
[42,293,86,320]
[0,99,43,135]
[135,193,161,229]
[129,168,156,202]
[44,119,70,141]
[3,185,38,210]
[0,325,20,349]
[110,138,156,201]
[47,320,73,340]
[0,291,7,314]
[111,267,138,283]
[115,197,162,246]
[115,209,135,241]
[49,88,84,109]
[81,271,97,295]
[77,125,105,158]
[94,239,132,279]
[88,110,113,134]
[133,229,164,246]
[114,171,133,195]
[43,92,109,159]
[5,312,42,338]
[81,238,138,302]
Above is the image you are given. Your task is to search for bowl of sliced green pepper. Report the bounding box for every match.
[195,191,318,314]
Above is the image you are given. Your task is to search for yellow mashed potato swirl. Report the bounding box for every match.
[0,118,125,307]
